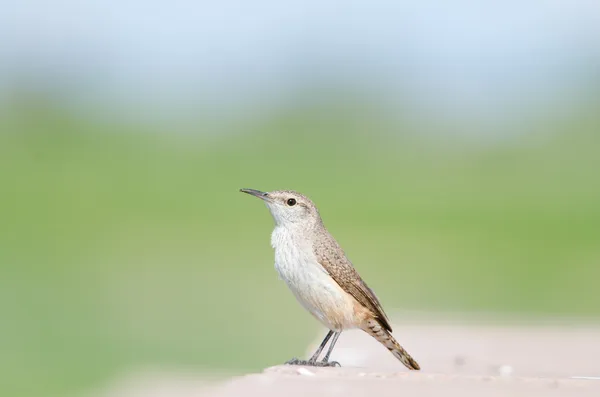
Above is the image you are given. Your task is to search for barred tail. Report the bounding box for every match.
[363,318,420,370]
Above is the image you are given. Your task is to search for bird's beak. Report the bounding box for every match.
[240,188,271,202]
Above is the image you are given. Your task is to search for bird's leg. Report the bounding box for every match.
[284,330,334,366]
[318,331,341,367]
[308,330,334,364]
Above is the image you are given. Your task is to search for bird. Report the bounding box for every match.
[240,188,420,370]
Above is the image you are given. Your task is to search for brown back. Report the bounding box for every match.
[313,234,393,332]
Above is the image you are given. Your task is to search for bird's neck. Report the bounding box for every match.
[271,221,321,250]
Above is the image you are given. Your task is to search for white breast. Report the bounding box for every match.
[271,226,357,331]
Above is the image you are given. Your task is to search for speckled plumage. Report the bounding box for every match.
[240,188,420,370]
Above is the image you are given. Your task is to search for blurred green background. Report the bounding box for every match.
[2,100,599,397]
[2,2,600,397]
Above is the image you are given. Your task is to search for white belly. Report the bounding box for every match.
[271,226,357,331]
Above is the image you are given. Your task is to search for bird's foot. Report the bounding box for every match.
[284,358,341,367]
[284,358,312,366]
[313,360,341,367]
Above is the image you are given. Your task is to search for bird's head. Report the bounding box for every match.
[240,188,322,228]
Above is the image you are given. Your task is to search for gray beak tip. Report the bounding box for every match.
[240,188,269,200]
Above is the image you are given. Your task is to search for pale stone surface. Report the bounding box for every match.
[96,313,600,397]
[303,312,600,378]
[210,367,600,397]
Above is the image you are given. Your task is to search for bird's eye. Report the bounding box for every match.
[286,198,297,206]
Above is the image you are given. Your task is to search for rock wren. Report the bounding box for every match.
[240,188,420,370]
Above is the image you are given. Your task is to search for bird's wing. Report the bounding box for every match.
[314,237,393,332]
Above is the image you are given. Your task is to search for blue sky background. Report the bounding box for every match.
[2,0,599,125]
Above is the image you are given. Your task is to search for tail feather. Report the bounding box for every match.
[363,319,420,370]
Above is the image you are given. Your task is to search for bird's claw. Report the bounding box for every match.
[284,358,341,367]
[285,358,310,365]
